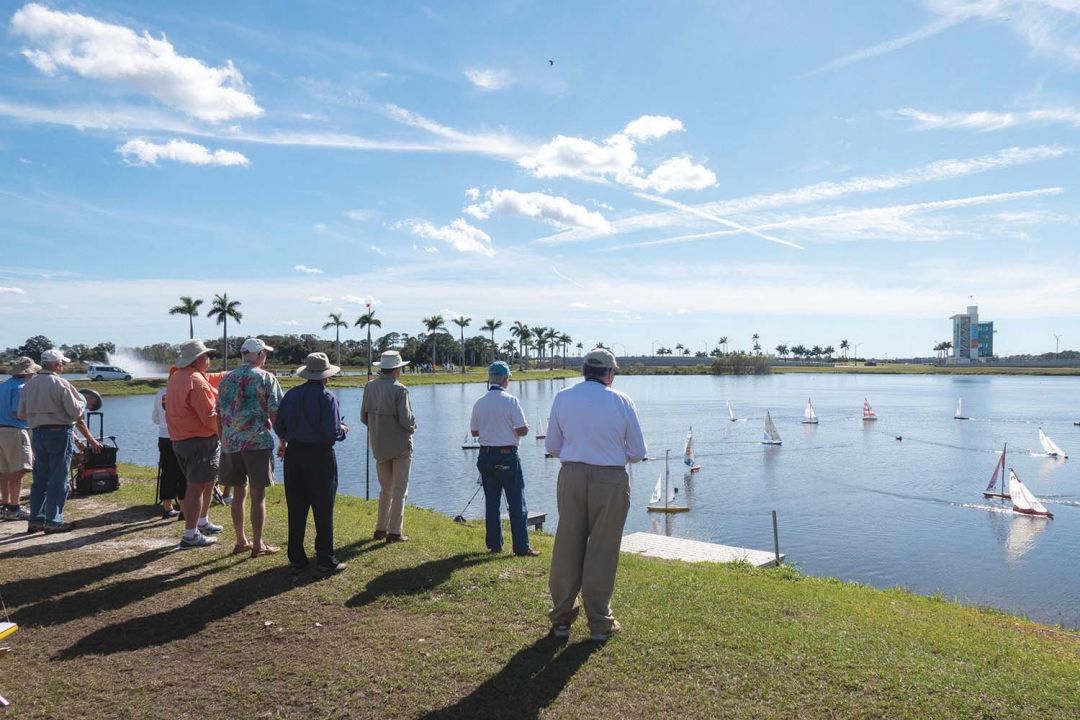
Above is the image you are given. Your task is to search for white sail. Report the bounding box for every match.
[763,411,782,444]
[536,412,547,438]
[666,478,677,504]
[863,398,877,420]
[683,427,695,466]
[1038,429,1066,458]
[727,400,736,422]
[955,398,963,418]
[649,473,663,504]
[803,398,818,424]
[1008,469,1051,516]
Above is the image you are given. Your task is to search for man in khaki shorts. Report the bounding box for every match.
[0,357,40,521]
[544,348,647,642]
[216,338,283,557]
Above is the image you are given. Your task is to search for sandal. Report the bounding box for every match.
[251,544,280,558]
[230,542,253,555]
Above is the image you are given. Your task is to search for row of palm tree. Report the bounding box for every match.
[773,344,837,360]
[168,294,242,369]
[933,340,954,362]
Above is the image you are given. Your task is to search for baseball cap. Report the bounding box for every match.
[583,348,617,370]
[487,361,511,377]
[41,349,71,363]
[240,338,274,354]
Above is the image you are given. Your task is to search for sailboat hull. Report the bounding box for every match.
[1012,507,1053,518]
[762,441,782,446]
[647,504,690,513]
[982,492,1011,500]
[801,419,818,425]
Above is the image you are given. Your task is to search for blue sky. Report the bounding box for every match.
[1,0,1078,357]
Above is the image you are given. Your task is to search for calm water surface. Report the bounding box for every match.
[90,374,1080,627]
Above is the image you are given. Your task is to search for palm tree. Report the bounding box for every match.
[206,293,242,370]
[823,344,835,360]
[718,336,729,355]
[322,312,348,366]
[169,296,204,339]
[751,333,761,354]
[543,328,559,369]
[453,316,472,370]
[422,314,446,369]
[500,339,516,360]
[355,310,381,374]
[775,343,788,358]
[675,343,684,356]
[531,326,548,368]
[811,344,823,360]
[840,339,850,361]
[482,318,502,364]
[509,321,531,370]
[558,333,572,369]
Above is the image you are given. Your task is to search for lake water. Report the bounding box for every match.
[78,374,1080,627]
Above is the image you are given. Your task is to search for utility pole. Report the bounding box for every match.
[1053,334,1061,355]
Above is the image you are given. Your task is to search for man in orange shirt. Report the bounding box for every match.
[166,339,226,549]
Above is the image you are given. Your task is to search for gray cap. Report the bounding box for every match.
[583,348,617,370]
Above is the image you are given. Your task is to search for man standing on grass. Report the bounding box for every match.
[274,352,348,574]
[361,350,416,543]
[216,338,283,558]
[544,348,646,642]
[470,361,539,557]
[17,349,102,534]
[166,339,226,549]
[0,357,40,522]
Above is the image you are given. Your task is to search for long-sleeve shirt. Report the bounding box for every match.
[165,366,219,441]
[360,375,416,461]
[274,381,346,445]
[544,379,647,466]
[16,371,86,428]
[0,377,29,429]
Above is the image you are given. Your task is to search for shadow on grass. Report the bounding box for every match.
[55,564,300,659]
[345,552,497,608]
[0,504,165,557]
[421,636,598,719]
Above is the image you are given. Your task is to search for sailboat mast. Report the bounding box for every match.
[1001,442,1007,505]
[664,449,670,510]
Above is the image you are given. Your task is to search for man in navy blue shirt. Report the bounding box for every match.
[274,353,348,574]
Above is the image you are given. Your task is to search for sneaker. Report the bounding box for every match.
[551,624,571,639]
[25,521,44,534]
[372,530,387,540]
[222,495,234,506]
[589,620,621,643]
[514,548,541,557]
[8,506,31,521]
[385,533,409,543]
[316,559,348,574]
[43,521,76,534]
[0,507,11,521]
[198,520,224,535]
[161,508,180,519]
[178,532,217,550]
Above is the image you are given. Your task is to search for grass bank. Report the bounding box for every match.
[73,368,577,397]
[774,363,1080,376]
[2,466,1077,719]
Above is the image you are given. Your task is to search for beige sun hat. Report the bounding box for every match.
[9,356,42,376]
[374,350,409,370]
[176,339,217,369]
[297,352,340,380]
[583,347,618,370]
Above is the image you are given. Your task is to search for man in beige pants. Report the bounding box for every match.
[361,350,417,542]
[544,348,647,642]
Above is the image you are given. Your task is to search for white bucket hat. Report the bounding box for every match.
[374,350,409,370]
[41,349,71,364]
[297,352,340,380]
[176,339,216,368]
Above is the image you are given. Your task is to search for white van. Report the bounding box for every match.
[86,364,132,381]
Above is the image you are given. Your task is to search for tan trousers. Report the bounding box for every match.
[548,462,630,635]
[375,455,411,534]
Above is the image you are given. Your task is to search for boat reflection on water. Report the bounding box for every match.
[989,511,1049,565]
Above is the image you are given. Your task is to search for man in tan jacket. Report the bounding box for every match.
[361,350,416,542]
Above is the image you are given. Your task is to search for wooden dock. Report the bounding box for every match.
[621,532,783,568]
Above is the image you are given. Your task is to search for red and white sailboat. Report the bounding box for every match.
[862,398,877,421]
[983,445,1010,500]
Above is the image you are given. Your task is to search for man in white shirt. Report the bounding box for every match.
[544,348,647,642]
[470,361,539,557]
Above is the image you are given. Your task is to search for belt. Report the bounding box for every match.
[481,445,518,452]
[34,424,72,430]
[0,425,25,429]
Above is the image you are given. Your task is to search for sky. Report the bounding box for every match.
[1,0,1079,358]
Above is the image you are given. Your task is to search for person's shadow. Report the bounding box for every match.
[345,552,497,608]
[421,636,599,719]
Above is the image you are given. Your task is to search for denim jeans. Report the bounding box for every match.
[477,446,530,554]
[29,426,73,525]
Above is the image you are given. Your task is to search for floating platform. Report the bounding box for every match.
[621,532,783,568]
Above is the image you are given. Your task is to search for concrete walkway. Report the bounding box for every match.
[621,532,783,568]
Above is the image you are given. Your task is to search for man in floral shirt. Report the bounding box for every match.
[216,338,283,557]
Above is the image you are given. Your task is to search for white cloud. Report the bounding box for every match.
[306,296,332,304]
[293,264,323,274]
[519,116,715,193]
[464,66,513,91]
[313,223,328,234]
[464,188,611,231]
[0,286,27,294]
[11,3,263,122]
[276,320,301,326]
[897,107,1080,131]
[422,245,439,254]
[569,301,589,309]
[341,294,376,305]
[623,115,684,141]
[369,245,387,256]
[344,209,379,221]
[397,218,494,256]
[116,138,249,166]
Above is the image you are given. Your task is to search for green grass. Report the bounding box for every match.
[774,363,1080,376]
[3,468,1078,719]
[74,368,577,397]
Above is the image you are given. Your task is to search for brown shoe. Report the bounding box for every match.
[373,530,387,540]
[25,521,44,534]
[515,548,541,557]
[43,521,76,534]
[488,547,504,554]
[385,533,409,543]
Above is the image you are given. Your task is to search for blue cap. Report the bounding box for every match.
[488,361,511,377]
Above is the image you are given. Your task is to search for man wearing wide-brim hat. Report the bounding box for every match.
[166,339,227,549]
[17,349,102,534]
[361,350,417,542]
[1,356,41,521]
[273,352,349,574]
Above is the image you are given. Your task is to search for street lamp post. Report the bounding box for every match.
[364,300,372,501]
[1054,333,1061,355]
[852,342,860,363]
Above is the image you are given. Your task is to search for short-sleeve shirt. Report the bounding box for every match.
[0,377,29,430]
[471,386,527,447]
[216,364,283,453]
